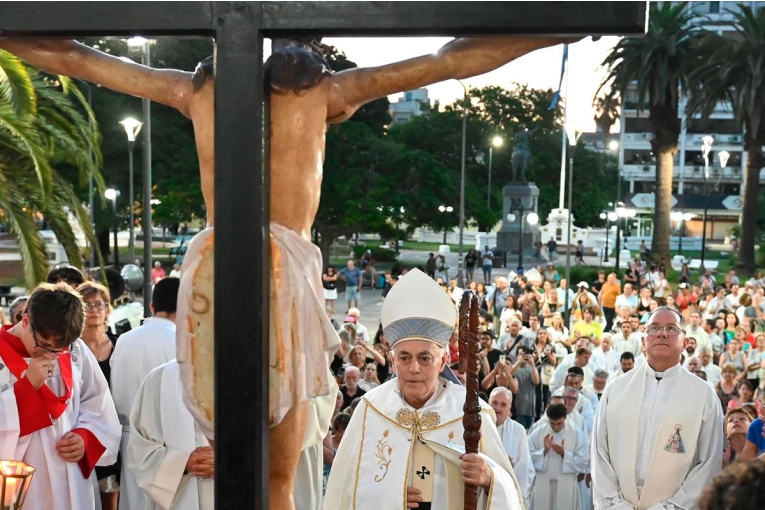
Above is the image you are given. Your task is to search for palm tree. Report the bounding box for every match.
[686,5,765,274]
[597,2,701,267]
[0,50,104,287]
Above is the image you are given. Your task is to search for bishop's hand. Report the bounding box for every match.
[406,486,422,509]
[186,446,215,478]
[459,453,492,490]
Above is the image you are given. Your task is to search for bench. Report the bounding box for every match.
[687,259,719,271]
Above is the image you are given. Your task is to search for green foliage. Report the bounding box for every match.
[0,52,104,286]
[564,266,602,286]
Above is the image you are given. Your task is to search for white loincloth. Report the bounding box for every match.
[177,224,341,438]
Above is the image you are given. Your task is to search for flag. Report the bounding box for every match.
[548,44,569,110]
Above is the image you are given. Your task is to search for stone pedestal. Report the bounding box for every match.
[496,182,540,269]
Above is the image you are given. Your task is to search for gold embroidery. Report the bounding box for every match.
[448,431,455,442]
[373,430,393,483]
[395,409,441,430]
[352,404,369,509]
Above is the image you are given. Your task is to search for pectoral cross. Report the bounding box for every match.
[416,466,431,480]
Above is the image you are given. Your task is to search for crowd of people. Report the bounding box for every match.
[322,252,765,508]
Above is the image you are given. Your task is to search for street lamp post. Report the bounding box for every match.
[119,117,143,263]
[599,205,617,264]
[127,36,153,317]
[438,205,454,244]
[456,79,468,287]
[487,136,503,209]
[507,198,539,272]
[564,124,582,325]
[700,143,729,271]
[613,202,637,273]
[671,211,695,257]
[105,188,120,266]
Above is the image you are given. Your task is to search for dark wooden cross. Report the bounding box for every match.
[0,2,646,507]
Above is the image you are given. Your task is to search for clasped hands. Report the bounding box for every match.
[406,453,491,508]
[543,435,565,457]
[186,446,215,478]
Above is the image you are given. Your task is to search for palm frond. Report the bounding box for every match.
[0,50,36,118]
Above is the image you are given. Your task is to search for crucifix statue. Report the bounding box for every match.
[0,34,578,509]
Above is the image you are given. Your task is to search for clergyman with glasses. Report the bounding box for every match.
[591,307,723,510]
[0,282,121,509]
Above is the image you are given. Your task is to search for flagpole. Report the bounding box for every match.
[558,44,570,210]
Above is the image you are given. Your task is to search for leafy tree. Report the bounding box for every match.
[686,4,765,273]
[0,51,104,286]
[598,1,701,267]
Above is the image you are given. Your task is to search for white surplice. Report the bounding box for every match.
[128,360,213,510]
[529,422,589,510]
[592,347,622,376]
[591,363,723,510]
[323,378,523,510]
[111,316,177,510]
[0,335,121,510]
[497,418,535,502]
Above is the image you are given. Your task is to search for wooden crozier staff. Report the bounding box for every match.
[459,290,481,510]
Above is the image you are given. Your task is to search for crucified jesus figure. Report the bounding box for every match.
[0,34,577,509]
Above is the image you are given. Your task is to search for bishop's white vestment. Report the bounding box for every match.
[323,378,523,509]
[128,360,213,510]
[110,316,177,510]
[529,422,589,510]
[497,418,535,503]
[591,363,723,510]
[0,327,121,510]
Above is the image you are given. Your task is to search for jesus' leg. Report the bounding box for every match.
[269,401,309,510]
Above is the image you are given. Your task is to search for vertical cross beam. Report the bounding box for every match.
[213,3,269,508]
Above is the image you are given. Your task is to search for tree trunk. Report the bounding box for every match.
[651,149,674,269]
[737,146,762,274]
[318,232,333,268]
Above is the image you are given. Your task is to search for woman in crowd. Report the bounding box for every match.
[652,271,671,306]
[475,282,488,310]
[664,295,679,312]
[358,363,380,392]
[637,287,653,317]
[323,265,339,314]
[533,328,557,418]
[78,281,119,510]
[745,333,765,389]
[678,263,691,284]
[716,364,741,410]
[541,287,559,327]
[498,294,520,327]
[724,313,740,343]
[547,312,572,354]
[728,380,764,417]
[721,408,753,468]
[518,284,540,327]
[736,293,752,324]
[572,291,593,323]
[719,337,748,382]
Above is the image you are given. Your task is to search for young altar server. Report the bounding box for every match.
[0,282,121,509]
[323,268,523,509]
[591,307,723,510]
[127,359,214,509]
[529,403,590,510]
[490,387,535,504]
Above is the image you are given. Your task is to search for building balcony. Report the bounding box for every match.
[622,132,743,146]
[622,164,764,183]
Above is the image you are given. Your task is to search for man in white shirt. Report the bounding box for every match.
[489,387,535,504]
[550,347,594,393]
[699,348,722,385]
[592,333,621,375]
[611,322,642,357]
[110,277,180,510]
[684,311,711,352]
[592,307,723,510]
[614,284,638,314]
[347,307,370,343]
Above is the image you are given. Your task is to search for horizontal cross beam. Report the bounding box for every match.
[0,1,646,37]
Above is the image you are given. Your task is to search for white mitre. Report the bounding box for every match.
[381,268,458,349]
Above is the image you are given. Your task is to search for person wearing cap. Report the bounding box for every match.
[543,263,559,287]
[592,307,723,510]
[324,269,524,509]
[675,282,698,314]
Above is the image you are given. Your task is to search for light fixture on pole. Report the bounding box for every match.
[563,122,582,326]
[599,204,617,263]
[613,202,637,272]
[0,460,35,510]
[105,188,120,267]
[438,205,454,245]
[119,117,142,263]
[699,136,715,272]
[127,36,154,317]
[608,140,619,151]
[487,135,503,210]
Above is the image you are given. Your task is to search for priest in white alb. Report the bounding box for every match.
[591,307,723,510]
[0,283,121,510]
[529,402,590,510]
[127,359,214,510]
[489,387,535,505]
[323,269,523,509]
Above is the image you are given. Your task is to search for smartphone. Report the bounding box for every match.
[499,355,506,363]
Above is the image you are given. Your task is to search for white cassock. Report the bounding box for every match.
[550,389,595,436]
[0,331,121,510]
[591,363,723,510]
[294,374,338,510]
[111,316,177,510]
[127,360,214,510]
[550,361,594,394]
[701,363,722,385]
[529,422,589,510]
[497,419,535,503]
[323,378,523,509]
[611,335,642,357]
[592,348,621,376]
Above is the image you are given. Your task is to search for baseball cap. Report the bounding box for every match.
[344,316,357,323]
[679,283,688,289]
[577,282,589,288]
